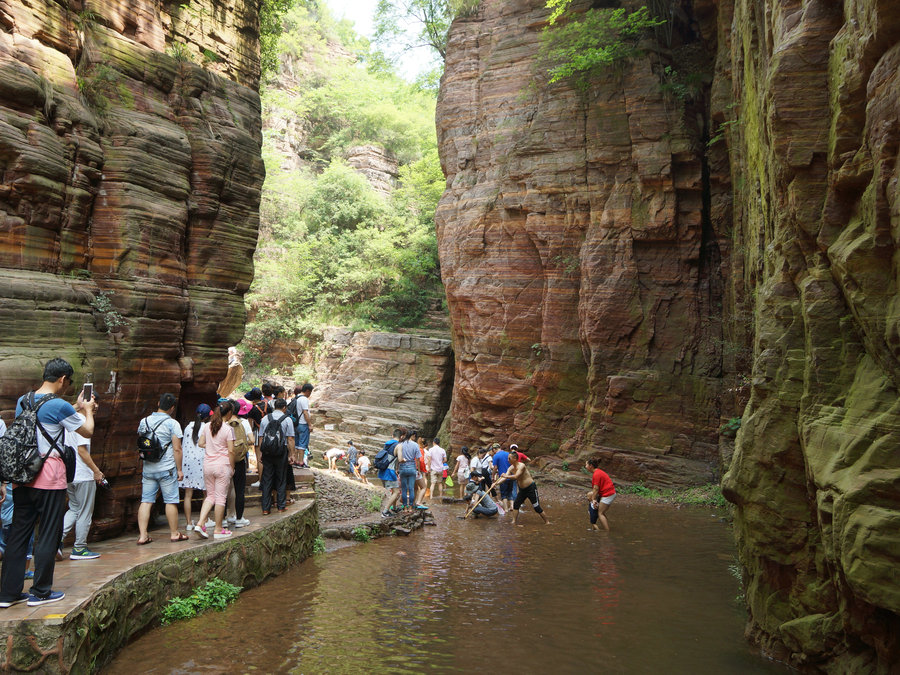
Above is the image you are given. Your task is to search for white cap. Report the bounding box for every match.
[510,443,518,449]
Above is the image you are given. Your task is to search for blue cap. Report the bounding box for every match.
[196,403,212,418]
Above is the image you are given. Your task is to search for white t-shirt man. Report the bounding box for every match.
[428,444,446,473]
[65,431,93,482]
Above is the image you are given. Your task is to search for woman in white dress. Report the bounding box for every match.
[181,403,211,530]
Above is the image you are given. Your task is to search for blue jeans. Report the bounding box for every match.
[295,425,310,451]
[399,465,417,506]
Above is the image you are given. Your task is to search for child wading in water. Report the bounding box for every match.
[585,457,615,531]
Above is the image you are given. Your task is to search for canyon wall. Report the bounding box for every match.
[436,0,730,486]
[0,0,264,535]
[719,0,900,671]
[438,0,900,669]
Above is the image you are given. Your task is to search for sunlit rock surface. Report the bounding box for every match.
[0,0,263,535]
[436,0,729,486]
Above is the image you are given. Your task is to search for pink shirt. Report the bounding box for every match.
[203,423,234,469]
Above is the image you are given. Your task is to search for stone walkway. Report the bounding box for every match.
[0,478,314,626]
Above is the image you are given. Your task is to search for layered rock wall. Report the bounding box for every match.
[0,0,264,535]
[718,0,900,670]
[438,0,900,669]
[436,0,729,485]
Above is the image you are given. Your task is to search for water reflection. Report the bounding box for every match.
[108,500,785,674]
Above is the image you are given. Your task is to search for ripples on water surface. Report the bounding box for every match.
[108,499,786,674]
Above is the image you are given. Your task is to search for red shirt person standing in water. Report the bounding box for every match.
[586,456,616,531]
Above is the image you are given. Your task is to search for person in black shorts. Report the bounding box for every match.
[496,452,550,526]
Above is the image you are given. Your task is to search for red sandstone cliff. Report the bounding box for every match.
[0,0,263,534]
[438,0,900,669]
[436,0,730,486]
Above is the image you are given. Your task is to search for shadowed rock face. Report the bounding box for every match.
[719,0,900,670]
[0,0,263,535]
[436,0,729,486]
[438,0,900,669]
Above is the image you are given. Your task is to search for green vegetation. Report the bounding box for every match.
[540,3,665,87]
[161,578,242,624]
[352,525,373,542]
[365,494,384,513]
[313,535,326,554]
[372,0,480,88]
[719,417,742,438]
[89,291,127,333]
[618,482,729,508]
[243,4,445,359]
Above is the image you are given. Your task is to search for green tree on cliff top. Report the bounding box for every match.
[541,2,664,86]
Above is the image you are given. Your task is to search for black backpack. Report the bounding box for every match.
[286,396,300,426]
[374,442,396,472]
[259,413,286,457]
[137,416,169,462]
[0,393,65,484]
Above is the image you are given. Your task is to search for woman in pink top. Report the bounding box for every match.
[195,401,235,539]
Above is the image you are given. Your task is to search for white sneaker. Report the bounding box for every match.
[205,519,215,528]
[226,516,236,525]
[250,481,261,488]
[233,518,250,528]
[186,522,195,531]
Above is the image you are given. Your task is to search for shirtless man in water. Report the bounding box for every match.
[496,452,550,526]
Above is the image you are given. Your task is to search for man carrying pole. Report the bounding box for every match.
[495,451,550,526]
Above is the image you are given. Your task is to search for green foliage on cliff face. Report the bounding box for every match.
[245,5,445,352]
[540,4,664,86]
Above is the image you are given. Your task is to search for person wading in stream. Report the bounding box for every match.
[496,451,550,526]
[137,393,188,545]
[586,456,616,532]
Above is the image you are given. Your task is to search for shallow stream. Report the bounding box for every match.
[108,497,786,673]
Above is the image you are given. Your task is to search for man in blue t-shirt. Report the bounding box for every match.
[493,445,515,512]
[136,393,186,546]
[0,358,97,608]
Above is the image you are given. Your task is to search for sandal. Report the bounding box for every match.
[137,537,152,545]
[170,533,190,542]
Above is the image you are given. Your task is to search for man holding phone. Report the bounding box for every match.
[0,358,97,608]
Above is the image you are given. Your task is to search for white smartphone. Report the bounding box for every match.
[82,383,93,401]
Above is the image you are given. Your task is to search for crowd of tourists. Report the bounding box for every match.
[0,357,617,609]
[136,381,315,544]
[359,431,616,529]
[0,358,317,608]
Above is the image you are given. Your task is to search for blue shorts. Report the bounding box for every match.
[499,481,515,500]
[295,425,310,450]
[142,467,180,504]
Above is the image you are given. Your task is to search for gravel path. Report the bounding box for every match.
[313,469,387,524]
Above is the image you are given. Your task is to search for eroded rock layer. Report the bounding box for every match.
[719,0,900,670]
[0,0,263,535]
[436,0,729,486]
[438,0,900,669]
[310,329,454,457]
